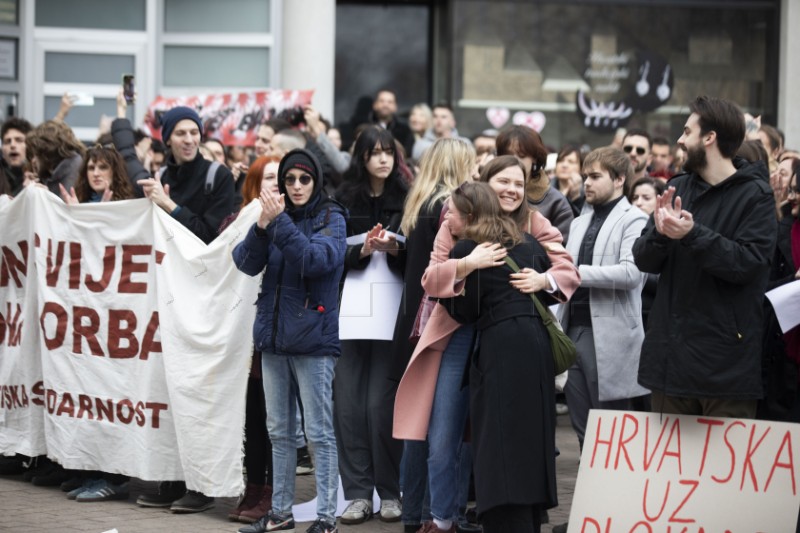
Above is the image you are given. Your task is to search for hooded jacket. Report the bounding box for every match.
[633,158,777,399]
[232,149,347,357]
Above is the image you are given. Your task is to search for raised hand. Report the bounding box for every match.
[137,172,177,213]
[59,184,79,205]
[257,188,285,229]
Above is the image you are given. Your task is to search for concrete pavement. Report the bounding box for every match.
[0,414,580,533]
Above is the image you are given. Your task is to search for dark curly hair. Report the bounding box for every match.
[75,146,134,202]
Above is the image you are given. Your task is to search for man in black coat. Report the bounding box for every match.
[633,95,777,419]
[370,89,414,158]
[136,106,235,245]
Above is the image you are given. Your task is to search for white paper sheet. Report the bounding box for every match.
[338,233,404,340]
[766,279,800,333]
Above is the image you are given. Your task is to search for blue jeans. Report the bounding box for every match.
[262,353,338,522]
[427,325,473,522]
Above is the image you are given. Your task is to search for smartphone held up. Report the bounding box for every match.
[122,74,135,104]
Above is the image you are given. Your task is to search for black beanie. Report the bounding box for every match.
[160,106,203,143]
[277,149,323,206]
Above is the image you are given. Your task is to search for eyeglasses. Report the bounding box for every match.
[284,174,313,186]
[623,145,647,156]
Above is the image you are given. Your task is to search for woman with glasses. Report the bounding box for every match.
[496,126,574,243]
[334,126,409,525]
[395,156,579,533]
[234,149,346,533]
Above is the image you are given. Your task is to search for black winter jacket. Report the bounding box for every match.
[162,152,235,244]
[633,158,777,399]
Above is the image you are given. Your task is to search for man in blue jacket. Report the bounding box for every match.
[633,95,777,418]
[234,149,346,533]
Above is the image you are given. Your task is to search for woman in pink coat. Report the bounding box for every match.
[394,156,580,533]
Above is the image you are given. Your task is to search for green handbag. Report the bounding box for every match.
[503,256,577,375]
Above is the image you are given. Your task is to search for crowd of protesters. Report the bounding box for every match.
[1,88,799,533]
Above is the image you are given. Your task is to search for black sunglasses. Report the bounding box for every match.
[284,174,313,186]
[623,145,647,156]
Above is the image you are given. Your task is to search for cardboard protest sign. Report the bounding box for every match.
[569,410,800,532]
[0,188,261,496]
[143,89,314,146]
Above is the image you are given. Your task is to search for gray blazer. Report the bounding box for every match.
[557,196,650,401]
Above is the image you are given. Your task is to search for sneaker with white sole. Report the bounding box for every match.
[340,498,373,524]
[238,511,295,533]
[75,479,129,502]
[379,499,402,522]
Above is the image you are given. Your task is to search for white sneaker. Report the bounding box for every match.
[340,498,372,524]
[379,498,402,522]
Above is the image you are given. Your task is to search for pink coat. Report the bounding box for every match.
[393,210,580,440]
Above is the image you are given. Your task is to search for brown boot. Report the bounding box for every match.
[237,485,273,523]
[228,483,264,521]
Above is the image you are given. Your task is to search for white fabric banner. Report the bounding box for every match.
[0,187,260,497]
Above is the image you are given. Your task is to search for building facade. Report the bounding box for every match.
[1,0,796,149]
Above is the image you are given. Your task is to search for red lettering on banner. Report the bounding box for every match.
[117,399,134,424]
[96,397,114,422]
[668,480,699,523]
[40,302,68,350]
[73,306,103,356]
[696,418,724,477]
[629,523,653,532]
[140,312,162,360]
[28,382,169,429]
[712,421,743,484]
[31,381,44,406]
[68,242,82,290]
[55,392,75,417]
[591,415,618,469]
[644,416,671,471]
[147,402,167,428]
[657,418,683,475]
[0,241,28,288]
[614,413,638,471]
[0,384,29,409]
[46,239,66,287]
[118,244,151,293]
[740,425,770,492]
[40,240,163,292]
[39,303,161,360]
[108,309,139,358]
[581,517,611,533]
[84,245,116,292]
[765,431,796,495]
[642,478,670,521]
[0,302,23,347]
[77,394,94,420]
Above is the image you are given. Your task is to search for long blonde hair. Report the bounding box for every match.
[400,138,475,236]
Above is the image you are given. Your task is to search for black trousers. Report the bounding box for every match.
[482,504,542,533]
[245,375,273,486]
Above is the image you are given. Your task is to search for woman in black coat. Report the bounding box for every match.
[333,126,409,523]
[442,182,557,533]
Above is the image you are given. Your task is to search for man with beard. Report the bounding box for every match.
[621,128,652,186]
[0,117,33,195]
[370,89,414,157]
[633,95,777,418]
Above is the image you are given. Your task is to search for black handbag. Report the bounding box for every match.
[503,257,577,375]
